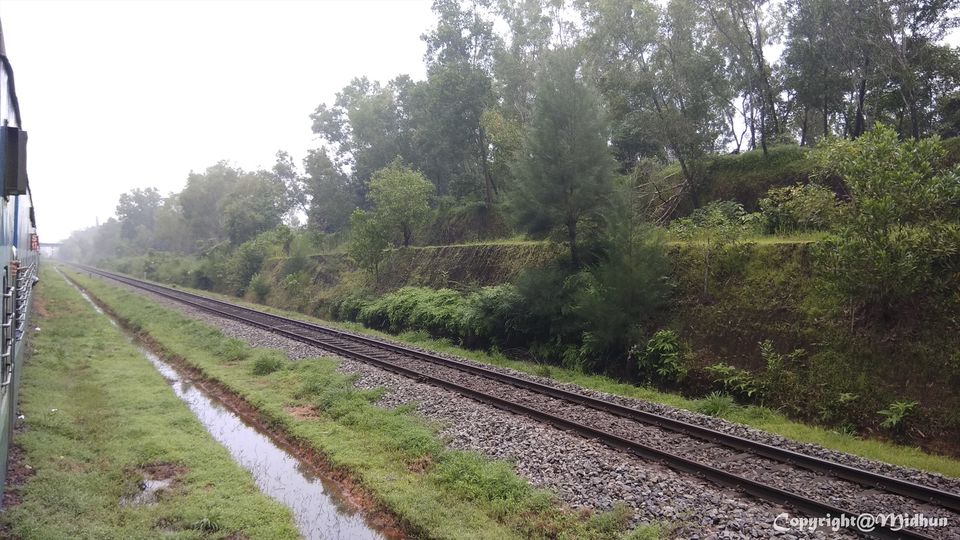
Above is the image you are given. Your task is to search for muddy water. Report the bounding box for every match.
[60,270,389,540]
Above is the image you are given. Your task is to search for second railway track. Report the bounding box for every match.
[72,264,960,539]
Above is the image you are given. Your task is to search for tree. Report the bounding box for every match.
[580,0,730,208]
[348,209,389,280]
[862,0,960,139]
[304,148,356,233]
[368,160,435,247]
[310,77,411,185]
[512,48,615,267]
[221,172,286,245]
[700,0,782,154]
[271,150,305,225]
[180,162,243,248]
[575,180,671,365]
[115,187,162,241]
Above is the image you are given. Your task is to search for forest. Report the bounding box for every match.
[61,0,960,447]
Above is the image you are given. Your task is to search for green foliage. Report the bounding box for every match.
[358,287,470,338]
[221,173,287,245]
[304,148,357,234]
[631,330,687,385]
[511,48,615,267]
[574,191,671,363]
[878,401,919,431]
[434,452,532,507]
[698,145,813,206]
[671,200,756,295]
[215,337,251,363]
[368,160,435,247]
[251,350,286,376]
[813,126,960,319]
[249,272,271,302]
[759,183,841,233]
[696,392,736,417]
[461,284,530,347]
[704,362,760,400]
[347,209,389,279]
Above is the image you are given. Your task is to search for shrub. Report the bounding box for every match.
[671,200,755,296]
[631,330,687,385]
[758,183,840,233]
[813,126,960,320]
[251,350,286,375]
[704,362,760,400]
[358,287,470,338]
[248,272,271,302]
[878,400,918,431]
[461,284,529,347]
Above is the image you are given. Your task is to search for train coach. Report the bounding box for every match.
[0,17,39,500]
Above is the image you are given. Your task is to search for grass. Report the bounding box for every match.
[665,231,827,246]
[3,267,300,539]
[92,267,960,480]
[62,266,662,539]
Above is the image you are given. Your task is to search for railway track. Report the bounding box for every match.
[72,265,959,539]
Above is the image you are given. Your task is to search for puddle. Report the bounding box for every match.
[58,270,391,540]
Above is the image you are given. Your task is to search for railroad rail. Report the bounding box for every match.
[71,264,959,540]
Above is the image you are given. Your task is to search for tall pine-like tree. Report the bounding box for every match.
[512,48,615,267]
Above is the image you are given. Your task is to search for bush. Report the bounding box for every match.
[461,284,530,347]
[248,272,271,302]
[251,350,286,375]
[878,400,919,431]
[758,183,840,233]
[813,127,960,320]
[704,362,760,400]
[358,287,470,338]
[671,200,757,296]
[631,330,687,385]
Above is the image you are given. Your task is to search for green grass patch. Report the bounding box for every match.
[63,266,656,539]
[101,270,960,479]
[4,267,299,539]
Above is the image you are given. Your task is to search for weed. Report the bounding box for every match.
[191,517,222,532]
[251,350,286,375]
[704,363,760,400]
[879,401,919,430]
[696,392,736,417]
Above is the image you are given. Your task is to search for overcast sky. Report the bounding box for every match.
[1,0,436,241]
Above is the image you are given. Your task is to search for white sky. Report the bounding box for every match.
[0,0,436,241]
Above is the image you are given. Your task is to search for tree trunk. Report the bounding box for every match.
[823,91,829,140]
[567,218,578,268]
[800,107,809,146]
[909,102,921,140]
[760,98,768,156]
[402,225,412,247]
[852,59,869,138]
